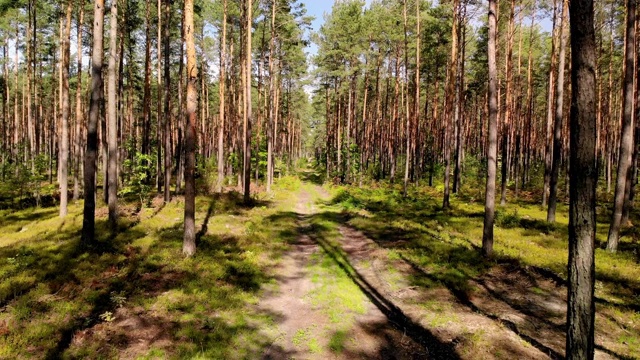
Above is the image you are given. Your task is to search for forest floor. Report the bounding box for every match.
[0,170,639,359]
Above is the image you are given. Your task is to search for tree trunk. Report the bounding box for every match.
[163,0,172,202]
[158,0,164,197]
[607,0,636,252]
[266,0,275,192]
[107,0,119,230]
[402,0,411,197]
[217,0,228,193]
[82,0,105,246]
[482,0,498,258]
[243,0,252,203]
[544,0,560,206]
[183,0,197,257]
[73,0,85,201]
[443,0,459,209]
[59,3,72,218]
[566,0,597,357]
[500,0,515,206]
[547,0,569,223]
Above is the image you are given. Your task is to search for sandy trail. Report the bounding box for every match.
[259,186,426,359]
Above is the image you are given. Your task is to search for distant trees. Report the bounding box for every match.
[0,0,636,275]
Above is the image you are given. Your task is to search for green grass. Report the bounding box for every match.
[328,330,349,353]
[3,170,640,359]
[0,177,306,359]
[323,181,640,359]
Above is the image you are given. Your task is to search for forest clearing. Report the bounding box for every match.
[1,0,640,358]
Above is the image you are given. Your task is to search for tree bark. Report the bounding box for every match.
[163,0,172,202]
[59,3,72,218]
[500,0,516,206]
[544,0,560,206]
[443,0,459,210]
[82,0,105,246]
[158,0,165,198]
[73,0,85,201]
[107,0,119,230]
[547,0,569,223]
[483,0,498,258]
[183,0,197,257]
[607,0,636,252]
[402,0,411,197]
[217,0,228,193]
[566,0,597,357]
[243,0,253,203]
[266,0,275,192]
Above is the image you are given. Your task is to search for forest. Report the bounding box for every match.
[0,0,638,358]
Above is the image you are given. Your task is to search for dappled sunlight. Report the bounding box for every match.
[325,184,640,359]
[0,180,304,359]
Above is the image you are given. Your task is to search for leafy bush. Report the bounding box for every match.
[119,152,155,207]
[495,209,520,228]
[332,189,362,210]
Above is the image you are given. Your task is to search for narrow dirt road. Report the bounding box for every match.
[256,179,625,360]
[256,180,621,360]
[259,185,427,359]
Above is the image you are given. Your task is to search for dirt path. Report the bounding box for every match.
[259,186,427,359]
[258,181,621,360]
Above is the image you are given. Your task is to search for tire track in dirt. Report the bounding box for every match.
[259,185,428,359]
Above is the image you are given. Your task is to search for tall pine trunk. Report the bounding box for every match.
[73,0,84,201]
[543,0,560,206]
[482,0,498,258]
[243,0,253,203]
[82,0,105,246]
[217,0,227,193]
[500,0,515,206]
[566,0,597,357]
[443,0,459,209]
[183,0,197,257]
[607,0,636,252]
[107,0,119,230]
[163,0,172,202]
[547,0,569,223]
[59,4,72,218]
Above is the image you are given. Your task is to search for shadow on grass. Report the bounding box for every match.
[0,193,292,359]
[308,220,460,359]
[310,186,640,359]
[298,170,325,185]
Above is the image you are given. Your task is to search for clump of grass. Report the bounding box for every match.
[495,209,520,228]
[328,330,349,353]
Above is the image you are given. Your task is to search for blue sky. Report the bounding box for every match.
[300,0,551,59]
[302,0,374,57]
[303,1,338,58]
[304,1,334,33]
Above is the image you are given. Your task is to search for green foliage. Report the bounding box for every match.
[494,209,520,229]
[119,151,155,207]
[0,176,320,358]
[0,150,54,208]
